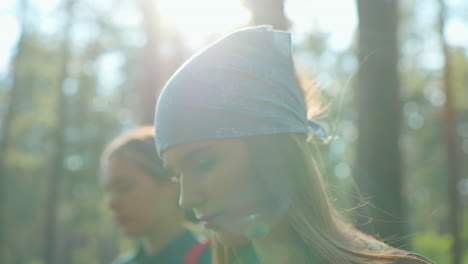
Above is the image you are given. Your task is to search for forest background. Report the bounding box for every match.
[0,0,467,263]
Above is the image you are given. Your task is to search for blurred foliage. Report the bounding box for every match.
[413,231,453,263]
[413,209,468,264]
[0,0,467,263]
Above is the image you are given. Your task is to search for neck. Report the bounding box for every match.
[251,221,307,264]
[141,218,185,256]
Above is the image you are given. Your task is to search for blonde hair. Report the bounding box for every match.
[210,133,432,264]
[209,75,432,264]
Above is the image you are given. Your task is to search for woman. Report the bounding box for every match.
[154,26,434,264]
[100,126,211,264]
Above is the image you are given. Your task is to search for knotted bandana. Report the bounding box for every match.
[155,26,326,155]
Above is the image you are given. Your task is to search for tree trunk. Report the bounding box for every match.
[136,0,162,124]
[0,1,29,261]
[243,0,288,30]
[355,0,406,248]
[0,30,24,264]
[43,1,74,263]
[135,0,188,124]
[437,1,462,263]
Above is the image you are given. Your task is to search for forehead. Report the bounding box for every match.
[162,137,245,167]
[101,156,142,182]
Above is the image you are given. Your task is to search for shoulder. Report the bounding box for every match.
[369,254,435,264]
[380,251,435,264]
[183,240,212,264]
[398,253,435,264]
[197,241,212,264]
[350,233,435,264]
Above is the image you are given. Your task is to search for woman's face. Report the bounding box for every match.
[101,155,179,237]
[163,137,284,245]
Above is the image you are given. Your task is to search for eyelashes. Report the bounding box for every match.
[170,157,217,182]
[192,158,216,173]
[106,180,135,195]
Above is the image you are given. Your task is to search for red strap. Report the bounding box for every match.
[183,240,210,264]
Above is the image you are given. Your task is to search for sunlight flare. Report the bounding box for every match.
[158,0,250,41]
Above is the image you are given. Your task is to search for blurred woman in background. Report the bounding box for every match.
[154,26,434,264]
[100,126,211,264]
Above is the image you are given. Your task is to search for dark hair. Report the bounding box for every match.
[101,126,198,222]
[101,126,171,183]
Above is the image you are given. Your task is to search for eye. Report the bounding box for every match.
[192,158,216,173]
[115,180,134,193]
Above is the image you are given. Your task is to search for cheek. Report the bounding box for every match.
[207,158,257,200]
[206,157,271,217]
[132,182,158,199]
[208,161,289,234]
[127,185,161,216]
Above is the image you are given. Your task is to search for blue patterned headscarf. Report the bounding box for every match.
[154,26,326,155]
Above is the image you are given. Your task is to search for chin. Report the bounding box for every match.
[214,230,249,247]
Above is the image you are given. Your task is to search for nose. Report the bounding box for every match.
[179,176,204,210]
[108,194,122,211]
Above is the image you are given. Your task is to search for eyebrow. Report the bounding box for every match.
[182,145,215,164]
[165,145,214,170]
[102,174,132,189]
